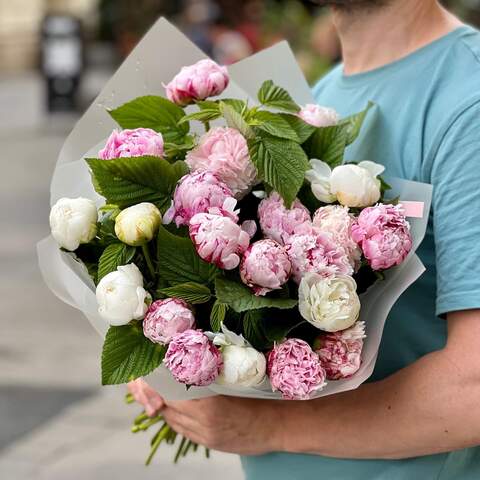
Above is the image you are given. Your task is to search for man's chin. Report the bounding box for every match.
[313,0,389,7]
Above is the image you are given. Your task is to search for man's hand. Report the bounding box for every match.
[128,378,165,417]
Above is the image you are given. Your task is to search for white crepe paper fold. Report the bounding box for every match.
[37,18,432,401]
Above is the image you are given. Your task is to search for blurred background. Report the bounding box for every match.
[1,0,479,478]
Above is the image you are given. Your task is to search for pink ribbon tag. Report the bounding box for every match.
[399,201,425,218]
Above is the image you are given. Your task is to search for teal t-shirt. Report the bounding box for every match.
[242,26,480,480]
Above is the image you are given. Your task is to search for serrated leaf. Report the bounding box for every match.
[215,277,297,313]
[340,102,374,145]
[219,102,254,139]
[220,98,247,114]
[108,95,189,143]
[98,243,136,282]
[178,109,221,124]
[157,226,219,286]
[278,113,316,143]
[210,301,227,332]
[248,133,309,207]
[257,80,299,113]
[86,156,188,210]
[101,325,166,385]
[242,310,268,350]
[158,282,212,304]
[252,111,300,142]
[303,125,348,169]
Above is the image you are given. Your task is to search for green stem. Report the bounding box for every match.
[146,423,170,466]
[174,437,187,464]
[142,243,156,279]
[204,120,211,132]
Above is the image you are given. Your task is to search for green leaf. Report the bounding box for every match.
[242,310,268,350]
[220,98,248,114]
[108,96,189,143]
[210,301,227,332]
[86,156,188,210]
[158,282,212,304]
[219,102,254,139]
[215,277,297,313]
[178,109,221,124]
[252,111,300,142]
[101,325,166,385]
[278,113,316,143]
[257,80,299,113]
[163,135,196,160]
[98,243,136,282]
[248,133,309,207]
[157,225,219,286]
[340,102,374,145]
[303,125,348,169]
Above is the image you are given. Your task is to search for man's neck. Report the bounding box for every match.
[332,1,463,75]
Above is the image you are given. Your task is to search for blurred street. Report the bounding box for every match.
[0,72,243,479]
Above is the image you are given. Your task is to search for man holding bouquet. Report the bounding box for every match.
[132,0,480,478]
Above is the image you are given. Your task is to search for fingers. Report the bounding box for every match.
[127,379,165,417]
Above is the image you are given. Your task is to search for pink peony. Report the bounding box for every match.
[143,298,195,344]
[186,127,256,198]
[240,239,292,296]
[267,339,326,400]
[189,213,250,270]
[313,205,362,271]
[99,128,164,159]
[164,329,223,386]
[164,59,229,106]
[258,192,311,245]
[351,204,412,270]
[298,104,339,128]
[314,321,366,380]
[163,171,237,227]
[285,226,353,283]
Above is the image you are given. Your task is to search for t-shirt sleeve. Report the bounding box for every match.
[430,99,480,316]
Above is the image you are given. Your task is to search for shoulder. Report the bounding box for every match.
[311,64,343,101]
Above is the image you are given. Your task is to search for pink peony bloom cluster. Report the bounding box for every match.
[186,127,257,199]
[267,339,326,400]
[298,104,339,128]
[258,193,311,245]
[314,321,366,380]
[285,226,353,283]
[240,239,291,296]
[164,59,229,106]
[143,298,195,344]
[313,205,362,271]
[351,204,412,270]
[99,128,164,159]
[189,213,250,270]
[164,329,223,386]
[163,171,237,227]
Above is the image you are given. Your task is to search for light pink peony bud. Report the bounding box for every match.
[298,104,339,128]
[186,127,257,199]
[314,321,366,380]
[258,192,311,245]
[267,338,326,400]
[164,329,223,386]
[285,225,353,283]
[143,298,195,344]
[351,204,412,270]
[240,239,291,296]
[189,213,250,270]
[99,128,164,159]
[164,59,229,106]
[163,171,238,227]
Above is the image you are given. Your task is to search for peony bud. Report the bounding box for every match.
[99,128,164,159]
[298,104,339,128]
[114,202,161,246]
[96,264,151,326]
[299,273,360,332]
[186,127,257,199]
[49,197,98,251]
[267,338,326,400]
[189,213,250,270]
[143,298,195,344]
[164,329,223,386]
[240,239,291,296]
[164,59,229,106]
[314,321,366,380]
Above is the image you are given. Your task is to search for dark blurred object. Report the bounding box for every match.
[41,14,84,113]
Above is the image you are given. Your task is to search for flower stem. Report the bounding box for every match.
[142,243,156,279]
[204,120,211,132]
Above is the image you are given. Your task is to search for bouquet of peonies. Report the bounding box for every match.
[38,19,432,464]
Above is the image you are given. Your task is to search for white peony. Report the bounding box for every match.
[305,160,385,208]
[298,273,360,332]
[210,325,266,388]
[49,197,98,251]
[114,202,161,246]
[96,264,151,326]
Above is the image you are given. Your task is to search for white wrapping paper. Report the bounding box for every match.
[38,18,432,400]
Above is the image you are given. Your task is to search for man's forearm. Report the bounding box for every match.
[278,347,480,459]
